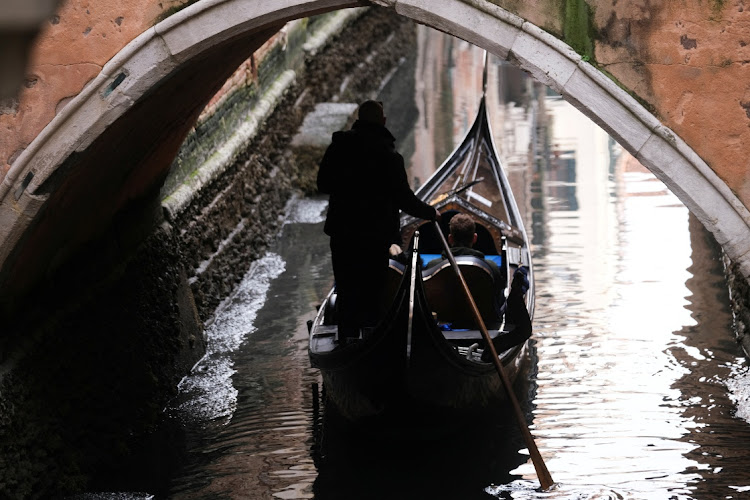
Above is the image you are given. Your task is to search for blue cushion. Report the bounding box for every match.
[485,255,502,266]
[420,254,442,267]
[420,253,502,267]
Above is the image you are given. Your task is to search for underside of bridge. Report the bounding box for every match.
[0,19,287,498]
[2,25,283,307]
[0,0,748,496]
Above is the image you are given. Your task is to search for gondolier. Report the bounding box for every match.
[317,100,439,342]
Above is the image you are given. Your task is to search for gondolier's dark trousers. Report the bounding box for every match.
[330,236,389,340]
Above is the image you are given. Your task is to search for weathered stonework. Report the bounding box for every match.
[726,257,750,357]
[290,102,358,194]
[4,0,750,214]
[3,0,750,293]
[176,7,416,320]
[0,216,203,497]
[1,0,750,492]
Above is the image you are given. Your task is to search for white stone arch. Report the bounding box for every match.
[2,0,750,278]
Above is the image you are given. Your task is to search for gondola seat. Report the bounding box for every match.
[422,256,503,329]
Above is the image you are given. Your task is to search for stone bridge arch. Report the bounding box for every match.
[2,0,750,311]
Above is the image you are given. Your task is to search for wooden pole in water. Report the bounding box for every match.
[433,221,555,490]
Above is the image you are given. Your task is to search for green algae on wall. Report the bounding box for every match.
[710,0,727,20]
[563,0,595,61]
[160,18,312,201]
[486,0,565,37]
[487,0,594,61]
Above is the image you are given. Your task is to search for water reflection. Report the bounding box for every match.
[529,157,701,498]
[509,53,749,500]
[165,197,330,499]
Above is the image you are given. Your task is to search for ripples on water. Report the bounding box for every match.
[517,156,750,499]
[168,197,328,432]
[727,366,750,423]
[164,197,330,499]
[168,253,286,426]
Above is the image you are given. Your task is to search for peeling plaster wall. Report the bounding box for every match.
[0,0,192,179]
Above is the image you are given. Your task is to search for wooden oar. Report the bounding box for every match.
[433,221,555,490]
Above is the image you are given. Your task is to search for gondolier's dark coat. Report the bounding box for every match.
[317,119,436,244]
[318,118,436,334]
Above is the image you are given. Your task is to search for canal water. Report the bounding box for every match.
[116,25,750,500]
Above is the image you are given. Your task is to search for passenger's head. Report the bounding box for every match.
[448,214,477,248]
[358,100,386,125]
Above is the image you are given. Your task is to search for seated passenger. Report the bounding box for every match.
[425,213,504,285]
[424,213,506,327]
[426,213,531,358]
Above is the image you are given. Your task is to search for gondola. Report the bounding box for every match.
[308,91,534,423]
